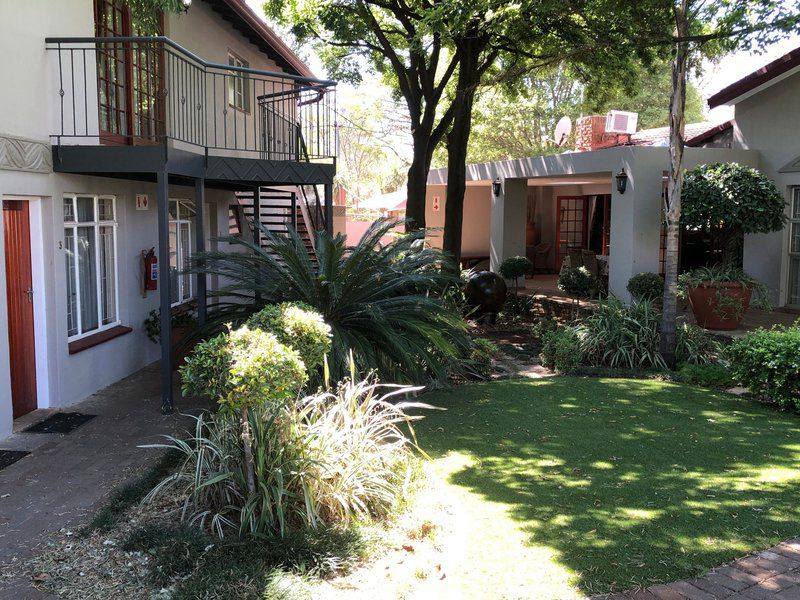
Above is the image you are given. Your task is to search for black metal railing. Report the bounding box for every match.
[46,36,337,162]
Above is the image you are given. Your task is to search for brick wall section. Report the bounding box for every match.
[574,115,631,152]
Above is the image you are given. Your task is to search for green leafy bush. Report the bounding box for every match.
[558,266,595,299]
[574,299,719,370]
[143,308,197,344]
[145,376,428,538]
[189,218,470,383]
[247,302,332,373]
[539,326,581,373]
[627,272,664,303]
[180,325,307,411]
[499,256,533,293]
[682,162,786,267]
[676,363,735,388]
[465,337,501,379]
[726,325,800,409]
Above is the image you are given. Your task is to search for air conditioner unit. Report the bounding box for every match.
[605,110,639,134]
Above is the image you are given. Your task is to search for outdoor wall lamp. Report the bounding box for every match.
[492,177,502,197]
[616,169,628,194]
[181,0,192,12]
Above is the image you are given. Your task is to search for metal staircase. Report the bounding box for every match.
[235,187,318,259]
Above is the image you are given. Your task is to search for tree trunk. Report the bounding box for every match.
[443,43,481,268]
[660,0,690,368]
[721,225,744,269]
[240,405,256,495]
[405,141,432,231]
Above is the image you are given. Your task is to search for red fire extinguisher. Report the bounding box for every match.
[143,248,158,291]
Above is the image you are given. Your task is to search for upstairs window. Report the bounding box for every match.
[228,52,251,112]
[64,195,119,339]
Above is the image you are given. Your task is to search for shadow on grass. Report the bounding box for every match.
[413,377,800,594]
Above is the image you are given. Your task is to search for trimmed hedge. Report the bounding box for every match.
[727,325,800,409]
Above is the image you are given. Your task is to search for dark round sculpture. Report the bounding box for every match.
[465,270,507,323]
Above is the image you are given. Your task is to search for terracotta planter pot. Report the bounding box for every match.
[687,281,752,330]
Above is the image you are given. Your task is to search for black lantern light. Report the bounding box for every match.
[181,0,192,12]
[492,177,502,197]
[615,168,628,194]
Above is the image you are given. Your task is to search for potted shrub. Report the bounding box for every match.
[679,266,769,330]
[143,307,199,367]
[557,266,594,319]
[680,163,785,329]
[627,272,664,304]
[499,256,533,294]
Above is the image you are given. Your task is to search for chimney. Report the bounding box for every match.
[575,115,630,152]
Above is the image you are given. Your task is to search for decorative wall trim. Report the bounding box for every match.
[0,134,52,174]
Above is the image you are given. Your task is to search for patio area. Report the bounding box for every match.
[523,274,799,337]
[0,365,209,598]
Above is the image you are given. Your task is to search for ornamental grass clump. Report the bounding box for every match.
[145,372,428,538]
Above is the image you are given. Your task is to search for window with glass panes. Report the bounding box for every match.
[169,199,195,305]
[788,188,800,306]
[227,52,250,112]
[64,195,119,339]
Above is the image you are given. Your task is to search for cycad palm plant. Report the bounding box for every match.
[189,218,470,383]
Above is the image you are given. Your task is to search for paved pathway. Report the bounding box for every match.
[0,364,208,599]
[594,538,800,600]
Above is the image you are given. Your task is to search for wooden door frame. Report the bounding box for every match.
[555,195,588,268]
[3,199,38,418]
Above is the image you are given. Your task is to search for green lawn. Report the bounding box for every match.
[412,378,800,596]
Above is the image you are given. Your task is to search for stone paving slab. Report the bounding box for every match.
[0,363,209,598]
[593,539,800,600]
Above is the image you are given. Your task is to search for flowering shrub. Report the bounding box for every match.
[247,302,332,373]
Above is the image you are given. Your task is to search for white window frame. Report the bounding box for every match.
[64,194,120,341]
[787,187,800,307]
[227,51,251,113]
[170,198,195,307]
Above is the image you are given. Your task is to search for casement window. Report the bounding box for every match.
[788,188,800,306]
[64,195,119,339]
[169,199,195,306]
[227,52,251,112]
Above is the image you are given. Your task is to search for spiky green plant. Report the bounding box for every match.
[188,218,470,383]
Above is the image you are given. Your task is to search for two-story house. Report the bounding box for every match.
[0,0,337,438]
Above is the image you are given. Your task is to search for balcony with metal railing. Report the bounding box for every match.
[46,36,337,185]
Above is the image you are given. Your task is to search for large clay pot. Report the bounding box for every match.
[465,271,507,322]
[688,282,752,330]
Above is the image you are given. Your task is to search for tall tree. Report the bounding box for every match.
[656,0,800,366]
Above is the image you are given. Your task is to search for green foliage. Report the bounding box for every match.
[465,337,501,379]
[675,322,722,366]
[676,363,735,388]
[499,256,533,283]
[143,308,197,344]
[180,325,307,411]
[539,326,581,373]
[144,377,428,537]
[727,325,800,409]
[678,265,772,310]
[501,294,538,321]
[190,219,471,383]
[247,302,332,373]
[627,272,664,303]
[682,163,786,235]
[574,299,719,370]
[558,266,595,298]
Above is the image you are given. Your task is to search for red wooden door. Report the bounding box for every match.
[555,196,588,268]
[3,201,37,418]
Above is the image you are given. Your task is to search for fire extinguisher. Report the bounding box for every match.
[143,247,158,292]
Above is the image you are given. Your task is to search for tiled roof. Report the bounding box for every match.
[621,121,732,147]
[708,46,800,108]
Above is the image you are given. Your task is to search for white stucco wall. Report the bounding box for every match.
[730,73,800,306]
[424,184,490,258]
[0,0,305,438]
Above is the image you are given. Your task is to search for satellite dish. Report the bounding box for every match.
[554,116,572,147]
